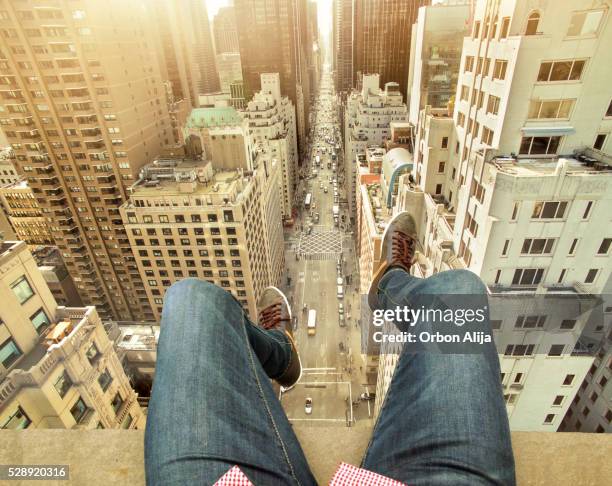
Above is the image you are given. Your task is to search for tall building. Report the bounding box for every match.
[0,147,19,185]
[213,6,240,54]
[0,178,53,245]
[149,0,220,103]
[407,2,471,124]
[32,245,82,307]
[216,52,243,95]
[344,74,409,218]
[0,0,174,321]
[332,0,353,93]
[120,156,285,321]
[375,0,612,432]
[234,0,311,148]
[352,0,429,99]
[242,73,299,220]
[0,240,143,429]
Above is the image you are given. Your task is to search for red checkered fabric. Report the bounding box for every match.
[329,462,406,486]
[213,463,405,485]
[214,466,254,486]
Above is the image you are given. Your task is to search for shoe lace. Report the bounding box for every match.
[390,230,416,270]
[259,303,290,330]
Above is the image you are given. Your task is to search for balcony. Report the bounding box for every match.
[0,428,608,485]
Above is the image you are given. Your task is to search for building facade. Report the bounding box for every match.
[120,157,285,321]
[0,240,143,430]
[213,6,240,55]
[242,73,299,220]
[344,74,409,217]
[0,178,53,245]
[352,0,428,99]
[0,0,175,321]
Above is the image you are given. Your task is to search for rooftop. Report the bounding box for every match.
[185,106,242,129]
[491,155,611,177]
[0,428,608,485]
[127,158,247,199]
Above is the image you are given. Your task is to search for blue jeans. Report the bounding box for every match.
[145,270,515,485]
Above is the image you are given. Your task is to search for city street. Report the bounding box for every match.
[280,67,373,427]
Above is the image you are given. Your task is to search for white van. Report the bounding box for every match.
[337,285,344,299]
[307,309,317,336]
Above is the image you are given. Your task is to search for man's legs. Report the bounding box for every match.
[363,268,515,485]
[145,279,315,486]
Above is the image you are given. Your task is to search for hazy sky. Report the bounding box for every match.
[206,0,332,37]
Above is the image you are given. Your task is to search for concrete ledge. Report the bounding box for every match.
[0,428,610,485]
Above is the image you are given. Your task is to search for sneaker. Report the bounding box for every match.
[257,286,302,389]
[367,212,418,310]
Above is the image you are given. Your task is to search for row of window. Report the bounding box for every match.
[128,211,235,224]
[500,237,611,257]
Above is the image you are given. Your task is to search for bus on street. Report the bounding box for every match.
[307,309,317,336]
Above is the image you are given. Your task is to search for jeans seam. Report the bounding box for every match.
[240,312,302,485]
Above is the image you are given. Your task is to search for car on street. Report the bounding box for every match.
[338,303,344,319]
[305,397,313,414]
[323,187,328,193]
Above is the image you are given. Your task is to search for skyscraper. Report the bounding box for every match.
[213,6,240,54]
[0,0,174,320]
[149,0,220,105]
[234,0,311,148]
[352,0,429,99]
[332,0,353,93]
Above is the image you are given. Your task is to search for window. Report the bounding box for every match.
[438,161,445,173]
[491,320,502,329]
[465,56,474,72]
[54,370,72,398]
[11,276,34,304]
[435,184,442,195]
[30,308,50,334]
[553,395,564,406]
[598,238,611,255]
[486,95,501,115]
[521,238,555,255]
[85,342,100,365]
[512,268,544,286]
[527,99,574,119]
[98,368,112,391]
[473,20,480,38]
[70,397,89,423]
[560,320,576,330]
[111,392,124,414]
[525,12,540,35]
[563,374,575,386]
[519,136,561,155]
[544,414,555,424]
[537,60,586,82]
[0,338,22,368]
[567,9,605,37]
[568,238,579,255]
[558,269,567,283]
[593,134,607,151]
[460,85,469,101]
[548,345,564,356]
[441,137,448,149]
[504,345,535,357]
[1,406,31,429]
[583,201,594,219]
[482,127,494,145]
[492,60,508,80]
[501,240,510,256]
[500,17,510,38]
[532,201,567,219]
[515,315,546,329]
[585,269,599,284]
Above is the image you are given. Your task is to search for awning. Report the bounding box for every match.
[520,126,575,136]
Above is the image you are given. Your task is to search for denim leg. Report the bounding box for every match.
[363,269,515,485]
[145,279,316,486]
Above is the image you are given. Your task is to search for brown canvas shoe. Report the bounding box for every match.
[257,286,302,389]
[367,212,418,310]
